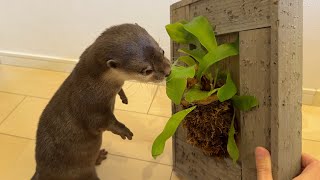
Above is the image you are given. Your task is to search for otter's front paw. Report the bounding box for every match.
[111,122,133,140]
[121,98,128,104]
[119,125,133,140]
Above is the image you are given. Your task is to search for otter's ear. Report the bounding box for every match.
[106,60,119,69]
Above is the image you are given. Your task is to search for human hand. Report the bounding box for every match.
[255,147,320,180]
[293,153,320,180]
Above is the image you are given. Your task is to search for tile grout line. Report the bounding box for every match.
[0,90,171,118]
[169,170,173,180]
[116,109,170,118]
[0,132,34,141]
[0,96,27,127]
[0,132,175,167]
[147,85,160,114]
[107,152,173,167]
[0,90,50,100]
[302,138,320,143]
[0,133,174,167]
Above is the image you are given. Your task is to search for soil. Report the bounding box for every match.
[182,99,234,157]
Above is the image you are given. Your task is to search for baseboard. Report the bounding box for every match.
[303,88,320,106]
[0,51,77,73]
[0,51,319,106]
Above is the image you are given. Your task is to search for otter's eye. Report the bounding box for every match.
[145,69,153,75]
[161,50,165,55]
[141,67,153,76]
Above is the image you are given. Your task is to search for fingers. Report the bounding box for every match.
[301,153,317,168]
[255,147,273,180]
[294,157,320,180]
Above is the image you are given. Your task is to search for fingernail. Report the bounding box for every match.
[255,147,268,160]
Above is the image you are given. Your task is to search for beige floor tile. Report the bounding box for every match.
[96,155,172,180]
[0,92,25,123]
[102,110,172,165]
[115,82,158,113]
[0,65,68,98]
[302,140,320,159]
[0,134,35,180]
[302,105,320,141]
[148,86,172,117]
[0,97,48,139]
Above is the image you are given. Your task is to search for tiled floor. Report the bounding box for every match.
[0,64,319,180]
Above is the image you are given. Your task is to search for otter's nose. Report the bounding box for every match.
[165,70,171,77]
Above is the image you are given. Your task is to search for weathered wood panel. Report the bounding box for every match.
[270,0,303,179]
[175,138,241,180]
[171,6,190,62]
[171,0,303,179]
[173,0,271,35]
[239,28,271,180]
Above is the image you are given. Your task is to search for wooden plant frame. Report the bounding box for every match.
[170,0,302,179]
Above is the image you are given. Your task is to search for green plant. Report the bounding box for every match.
[151,16,258,162]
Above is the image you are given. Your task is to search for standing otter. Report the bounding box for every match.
[31,24,171,180]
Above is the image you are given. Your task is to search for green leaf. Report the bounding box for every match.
[166,79,187,105]
[212,65,219,89]
[183,16,217,51]
[185,87,218,103]
[217,73,237,102]
[165,22,196,44]
[232,95,259,111]
[197,43,238,79]
[227,111,239,163]
[178,47,206,63]
[168,65,196,79]
[152,106,197,158]
[166,65,196,105]
[177,56,196,66]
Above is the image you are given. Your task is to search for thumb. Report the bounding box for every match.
[255,147,273,180]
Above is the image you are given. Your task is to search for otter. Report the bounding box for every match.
[31,24,171,180]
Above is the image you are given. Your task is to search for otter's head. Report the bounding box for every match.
[90,23,171,83]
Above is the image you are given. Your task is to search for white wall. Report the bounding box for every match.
[0,0,319,89]
[303,0,320,89]
[0,0,178,60]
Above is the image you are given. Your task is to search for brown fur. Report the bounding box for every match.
[32,24,171,180]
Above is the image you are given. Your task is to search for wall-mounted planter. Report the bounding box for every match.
[170,0,302,180]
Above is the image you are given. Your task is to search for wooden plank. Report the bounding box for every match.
[216,33,240,87]
[171,6,188,23]
[270,0,303,179]
[173,0,271,35]
[239,28,271,180]
[171,6,190,62]
[175,138,241,180]
[170,5,189,172]
[171,0,201,11]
